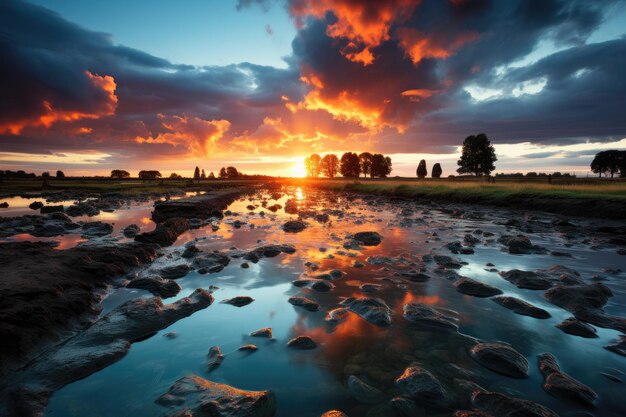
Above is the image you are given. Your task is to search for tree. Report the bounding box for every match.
[591,150,625,178]
[201,169,206,179]
[370,154,392,178]
[416,159,427,178]
[432,163,442,178]
[219,167,227,179]
[56,170,65,179]
[226,166,239,178]
[138,170,162,180]
[41,171,50,178]
[193,166,200,183]
[358,152,374,177]
[304,154,322,177]
[208,171,215,180]
[111,169,130,179]
[340,152,361,178]
[169,172,182,179]
[321,154,339,178]
[457,133,497,176]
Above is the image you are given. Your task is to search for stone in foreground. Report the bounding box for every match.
[403,302,458,332]
[347,375,385,404]
[395,366,450,407]
[340,297,392,327]
[470,342,529,378]
[287,336,317,349]
[538,352,597,406]
[492,296,551,319]
[156,375,276,417]
[455,277,502,297]
[472,391,558,417]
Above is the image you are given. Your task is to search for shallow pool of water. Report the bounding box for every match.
[43,187,625,417]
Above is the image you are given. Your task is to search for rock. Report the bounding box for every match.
[545,283,612,311]
[402,271,430,282]
[470,342,529,378]
[164,332,177,339]
[352,231,383,246]
[126,276,181,298]
[29,201,44,210]
[152,191,241,223]
[499,235,545,254]
[499,269,552,290]
[156,375,276,417]
[81,221,113,237]
[192,252,230,274]
[538,352,597,406]
[250,328,273,338]
[359,283,382,292]
[555,317,598,338]
[242,244,297,263]
[433,255,463,269]
[492,296,551,319]
[182,244,200,258]
[241,262,249,269]
[283,220,307,232]
[239,344,258,352]
[321,411,348,417]
[472,391,559,417]
[66,202,100,217]
[222,296,254,307]
[288,296,320,312]
[135,217,190,247]
[207,346,224,369]
[604,335,626,356]
[123,224,140,238]
[395,366,450,407]
[340,297,392,327]
[403,303,458,332]
[40,205,64,214]
[390,397,421,416]
[325,308,350,325]
[287,335,317,349]
[454,411,491,417]
[160,263,191,279]
[455,277,502,297]
[284,198,298,214]
[347,375,385,404]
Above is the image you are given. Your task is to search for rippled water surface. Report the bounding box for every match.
[35,187,625,417]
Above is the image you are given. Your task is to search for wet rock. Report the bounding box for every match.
[555,317,598,338]
[164,332,177,339]
[156,375,276,417]
[360,283,382,293]
[472,391,559,417]
[395,366,450,407]
[347,375,385,404]
[325,308,350,326]
[182,244,200,258]
[222,296,254,307]
[267,204,282,212]
[40,205,64,214]
[207,346,224,369]
[29,201,44,210]
[160,263,191,279]
[66,202,100,217]
[604,335,626,356]
[601,372,622,383]
[340,297,392,327]
[492,296,551,319]
[390,397,421,416]
[192,251,230,274]
[152,191,241,223]
[455,277,502,297]
[283,220,307,232]
[250,328,273,338]
[287,335,317,349]
[81,221,113,237]
[401,271,430,282]
[433,255,463,269]
[403,303,458,332]
[471,342,528,378]
[499,269,552,290]
[241,262,250,269]
[538,352,597,406]
[288,296,320,312]
[242,244,297,263]
[321,411,348,417]
[123,224,140,238]
[127,276,181,298]
[545,283,612,311]
[135,217,190,247]
[284,198,298,214]
[239,344,258,352]
[453,411,491,417]
[352,231,383,246]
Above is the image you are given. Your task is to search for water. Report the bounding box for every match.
[32,187,626,416]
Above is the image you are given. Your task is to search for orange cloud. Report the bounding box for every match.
[134,114,230,157]
[0,71,117,135]
[290,0,421,65]
[397,27,479,64]
[400,88,438,102]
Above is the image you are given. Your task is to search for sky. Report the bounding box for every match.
[1,0,625,177]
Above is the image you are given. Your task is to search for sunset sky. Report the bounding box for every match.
[1,0,625,177]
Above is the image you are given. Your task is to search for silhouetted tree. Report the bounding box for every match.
[193,166,200,183]
[41,171,50,178]
[526,172,538,177]
[226,166,239,178]
[208,171,215,179]
[55,170,65,179]
[370,154,392,177]
[340,152,361,178]
[457,133,497,176]
[138,170,162,180]
[169,172,182,179]
[201,169,206,179]
[416,159,427,178]
[219,167,227,179]
[321,154,339,178]
[358,152,373,177]
[432,163,442,178]
[111,169,130,179]
[304,154,322,177]
[591,150,625,178]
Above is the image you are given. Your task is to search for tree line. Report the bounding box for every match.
[591,150,626,178]
[304,152,393,178]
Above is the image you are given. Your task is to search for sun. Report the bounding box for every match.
[290,161,307,178]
